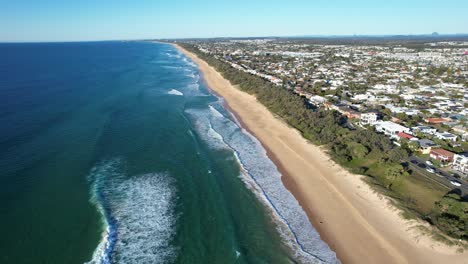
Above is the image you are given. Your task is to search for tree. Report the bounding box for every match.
[388,148,409,163]
[347,142,369,159]
[381,108,393,120]
[431,193,468,239]
[381,163,408,190]
[396,112,409,122]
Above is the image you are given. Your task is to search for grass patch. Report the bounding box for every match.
[399,172,448,215]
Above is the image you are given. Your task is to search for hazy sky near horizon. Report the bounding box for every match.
[1,0,467,42]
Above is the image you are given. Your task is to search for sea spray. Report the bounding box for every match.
[86,159,178,264]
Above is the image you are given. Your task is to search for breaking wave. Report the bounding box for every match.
[165,52,207,97]
[165,52,182,59]
[167,89,184,96]
[86,159,177,264]
[185,103,339,264]
[181,57,197,68]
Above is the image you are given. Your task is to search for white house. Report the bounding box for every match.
[360,112,379,126]
[309,95,328,106]
[452,153,468,177]
[384,104,405,114]
[374,121,410,137]
[435,132,458,142]
[411,126,437,135]
[352,93,376,102]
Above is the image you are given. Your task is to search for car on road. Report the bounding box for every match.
[426,167,435,174]
[425,160,433,166]
[450,180,462,187]
[418,163,426,168]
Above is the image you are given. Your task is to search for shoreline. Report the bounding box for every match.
[206,82,337,262]
[174,43,468,264]
[219,91,340,254]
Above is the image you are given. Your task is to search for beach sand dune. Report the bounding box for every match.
[175,44,468,264]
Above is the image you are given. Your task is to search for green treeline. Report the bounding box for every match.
[431,193,468,239]
[180,44,467,240]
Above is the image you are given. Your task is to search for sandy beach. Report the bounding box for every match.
[175,44,467,264]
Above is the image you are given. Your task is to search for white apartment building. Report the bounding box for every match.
[452,153,468,177]
[360,112,379,126]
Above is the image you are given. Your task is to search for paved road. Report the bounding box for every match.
[408,156,468,196]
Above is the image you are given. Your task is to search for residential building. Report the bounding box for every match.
[435,132,458,142]
[417,139,438,154]
[452,125,468,142]
[411,126,437,135]
[397,132,418,141]
[452,153,468,177]
[360,112,379,126]
[374,121,410,137]
[309,95,328,106]
[429,148,455,164]
[338,106,361,119]
[424,117,451,124]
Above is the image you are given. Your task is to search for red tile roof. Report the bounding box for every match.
[425,118,450,124]
[430,148,455,158]
[397,132,415,139]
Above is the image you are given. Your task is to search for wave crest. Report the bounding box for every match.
[167,89,184,96]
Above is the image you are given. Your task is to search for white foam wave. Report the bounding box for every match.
[185,72,196,78]
[187,83,200,91]
[208,105,224,118]
[165,51,182,59]
[185,70,199,84]
[165,52,181,58]
[181,82,209,97]
[185,109,226,150]
[161,65,182,70]
[182,57,197,68]
[167,89,184,96]
[86,159,177,264]
[185,105,339,263]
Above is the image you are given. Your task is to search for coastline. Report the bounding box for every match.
[174,43,468,264]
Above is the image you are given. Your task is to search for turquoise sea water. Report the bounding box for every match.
[0,42,337,263]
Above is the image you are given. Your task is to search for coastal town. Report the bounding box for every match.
[184,39,468,186]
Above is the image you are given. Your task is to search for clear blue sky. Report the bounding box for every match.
[1,0,467,42]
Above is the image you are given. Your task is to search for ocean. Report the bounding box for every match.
[0,41,337,263]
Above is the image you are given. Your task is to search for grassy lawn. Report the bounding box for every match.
[414,153,429,160]
[400,172,448,215]
[353,158,448,216]
[343,150,382,169]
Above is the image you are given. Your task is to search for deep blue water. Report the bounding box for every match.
[0,41,337,263]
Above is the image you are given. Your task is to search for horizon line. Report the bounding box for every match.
[2,33,468,44]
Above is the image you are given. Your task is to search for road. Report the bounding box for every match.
[408,156,468,196]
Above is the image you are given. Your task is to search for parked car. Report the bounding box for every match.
[450,180,462,187]
[426,168,435,174]
[425,160,433,166]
